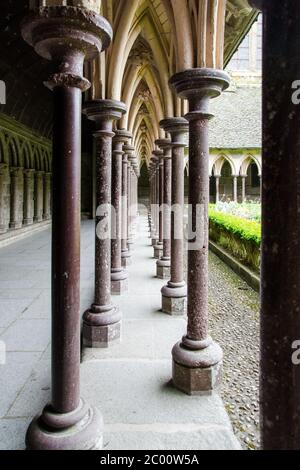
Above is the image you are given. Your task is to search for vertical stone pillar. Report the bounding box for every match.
[21,5,112,450]
[156,138,172,279]
[111,130,129,295]
[34,171,44,222]
[241,175,246,203]
[150,156,159,246]
[170,68,230,395]
[253,0,300,450]
[10,167,24,230]
[128,153,138,245]
[161,118,188,315]
[43,172,52,220]
[127,148,135,251]
[0,163,11,233]
[215,175,220,204]
[83,100,126,348]
[23,169,35,226]
[233,175,238,202]
[153,149,164,259]
[122,143,133,267]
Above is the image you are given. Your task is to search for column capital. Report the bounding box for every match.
[24,168,36,177]
[0,163,9,173]
[113,129,132,145]
[169,68,230,116]
[160,117,189,136]
[83,99,127,133]
[10,167,24,176]
[21,6,112,91]
[155,138,172,151]
[124,144,135,156]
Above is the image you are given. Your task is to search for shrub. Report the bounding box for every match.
[209,209,261,246]
[209,209,261,272]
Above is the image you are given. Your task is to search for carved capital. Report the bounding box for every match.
[21,6,112,91]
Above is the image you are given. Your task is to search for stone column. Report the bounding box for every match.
[111,130,129,295]
[215,175,220,204]
[156,138,172,279]
[43,172,52,220]
[253,0,300,450]
[21,5,112,450]
[153,149,164,259]
[127,148,135,251]
[241,175,246,203]
[34,171,44,222]
[10,167,24,230]
[23,169,35,226]
[170,68,230,395]
[150,156,159,246]
[161,118,188,316]
[233,175,238,202]
[128,154,138,245]
[83,100,126,348]
[122,143,133,267]
[0,163,10,234]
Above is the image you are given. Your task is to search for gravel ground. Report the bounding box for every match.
[184,251,260,450]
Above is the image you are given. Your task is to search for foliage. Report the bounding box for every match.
[209,208,261,247]
[212,201,261,223]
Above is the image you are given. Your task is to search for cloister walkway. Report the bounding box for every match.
[0,210,259,450]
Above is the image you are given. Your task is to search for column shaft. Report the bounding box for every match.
[260,0,300,450]
[52,85,81,412]
[10,167,24,229]
[0,164,10,233]
[23,169,35,226]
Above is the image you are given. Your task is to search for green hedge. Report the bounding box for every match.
[209,209,261,247]
[209,209,261,272]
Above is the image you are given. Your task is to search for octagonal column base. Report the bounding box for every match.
[121,250,132,267]
[172,337,223,395]
[161,282,187,315]
[111,269,129,295]
[26,399,103,450]
[154,243,163,259]
[83,305,122,348]
[156,258,171,279]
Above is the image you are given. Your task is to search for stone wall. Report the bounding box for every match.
[0,114,52,235]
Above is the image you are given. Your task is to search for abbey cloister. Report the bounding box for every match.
[0,0,299,452]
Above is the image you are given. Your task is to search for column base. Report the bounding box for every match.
[34,216,43,223]
[0,225,9,234]
[26,399,103,450]
[121,250,132,267]
[154,243,163,259]
[10,222,22,230]
[23,218,33,226]
[172,337,223,396]
[83,304,122,348]
[151,237,158,246]
[161,282,187,315]
[156,258,171,279]
[111,269,129,295]
[43,214,51,221]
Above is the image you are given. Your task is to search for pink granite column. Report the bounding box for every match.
[153,149,164,259]
[21,5,111,450]
[111,130,129,295]
[170,68,230,395]
[161,118,189,316]
[82,100,126,348]
[156,138,172,279]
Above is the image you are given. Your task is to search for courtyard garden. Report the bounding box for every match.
[209,202,262,273]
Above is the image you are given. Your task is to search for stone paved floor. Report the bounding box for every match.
[0,212,259,450]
